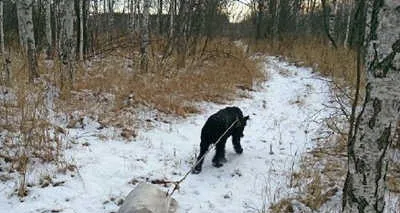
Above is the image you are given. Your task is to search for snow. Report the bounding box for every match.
[0,56,335,213]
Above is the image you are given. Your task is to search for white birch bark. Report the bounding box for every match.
[134,0,140,34]
[44,0,52,58]
[16,0,39,82]
[0,0,4,56]
[79,0,84,61]
[169,0,175,38]
[0,0,9,83]
[59,0,75,87]
[343,2,352,48]
[16,0,26,50]
[328,0,337,46]
[108,0,114,40]
[140,0,150,71]
[129,0,134,33]
[342,0,400,212]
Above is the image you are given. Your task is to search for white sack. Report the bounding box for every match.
[118,182,178,213]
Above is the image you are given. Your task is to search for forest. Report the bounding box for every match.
[0,0,399,212]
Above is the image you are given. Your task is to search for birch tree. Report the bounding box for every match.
[158,0,163,35]
[44,0,52,59]
[0,0,9,84]
[129,0,134,33]
[169,0,176,38]
[328,0,338,43]
[16,0,39,82]
[16,0,26,49]
[108,0,114,40]
[135,0,140,34]
[343,1,352,48]
[272,0,280,44]
[140,0,150,71]
[59,0,75,88]
[255,0,264,40]
[79,0,83,61]
[321,0,337,48]
[342,0,400,212]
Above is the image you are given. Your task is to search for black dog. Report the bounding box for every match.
[192,106,249,174]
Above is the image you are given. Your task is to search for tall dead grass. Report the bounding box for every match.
[250,36,361,89]
[73,38,265,117]
[0,37,264,197]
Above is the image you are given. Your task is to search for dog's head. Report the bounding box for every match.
[237,115,249,137]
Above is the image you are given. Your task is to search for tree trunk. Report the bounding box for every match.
[16,0,39,83]
[158,0,163,35]
[342,0,400,212]
[135,0,140,34]
[0,0,4,57]
[108,0,114,41]
[129,0,134,33]
[59,0,75,88]
[255,0,264,40]
[0,0,9,84]
[169,0,175,38]
[328,0,338,45]
[44,0,53,59]
[140,0,150,72]
[176,0,189,69]
[272,0,280,44]
[344,1,352,48]
[16,0,26,49]
[307,0,316,34]
[83,0,89,57]
[79,0,83,61]
[321,0,337,48]
[54,0,60,52]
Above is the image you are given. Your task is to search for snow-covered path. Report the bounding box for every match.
[0,56,334,213]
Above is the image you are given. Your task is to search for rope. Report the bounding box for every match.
[166,118,239,197]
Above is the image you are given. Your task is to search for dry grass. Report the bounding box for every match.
[71,38,265,118]
[249,36,362,89]
[0,37,264,197]
[0,79,68,197]
[269,198,294,213]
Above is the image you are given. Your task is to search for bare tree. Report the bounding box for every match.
[169,0,176,38]
[342,0,400,212]
[129,0,135,33]
[328,0,338,44]
[0,0,9,84]
[140,0,150,71]
[157,0,163,35]
[16,0,26,49]
[272,0,280,43]
[16,0,39,82]
[255,0,264,40]
[79,0,83,61]
[0,0,4,58]
[321,0,337,48]
[59,0,75,88]
[44,0,52,59]
[135,0,140,34]
[108,0,114,40]
[343,1,352,48]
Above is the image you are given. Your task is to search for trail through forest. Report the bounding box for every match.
[0,56,336,213]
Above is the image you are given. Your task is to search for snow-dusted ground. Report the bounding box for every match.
[0,56,335,213]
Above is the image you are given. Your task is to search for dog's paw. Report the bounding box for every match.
[212,162,224,168]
